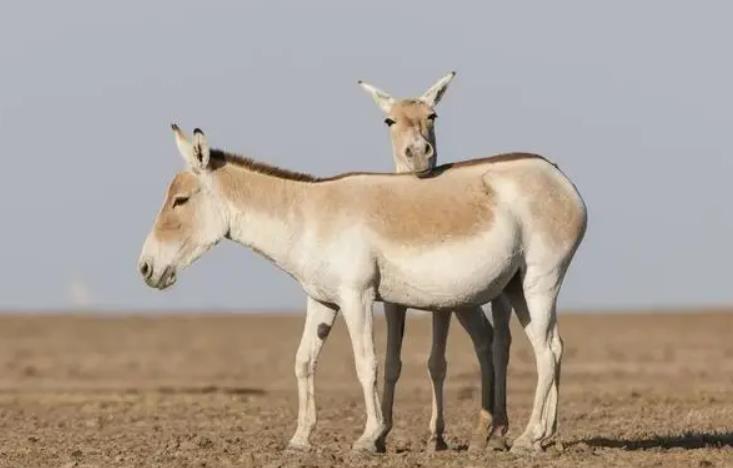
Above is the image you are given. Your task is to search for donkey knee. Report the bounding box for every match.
[294,356,314,380]
[355,357,378,387]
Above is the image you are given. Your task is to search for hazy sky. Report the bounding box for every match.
[1,1,731,311]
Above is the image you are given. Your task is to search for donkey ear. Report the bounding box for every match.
[171,124,210,171]
[419,71,456,107]
[358,80,395,114]
[192,128,210,169]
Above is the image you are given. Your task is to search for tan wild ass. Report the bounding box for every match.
[358,72,500,452]
[138,125,586,453]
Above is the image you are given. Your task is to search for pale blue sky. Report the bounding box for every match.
[0,1,731,311]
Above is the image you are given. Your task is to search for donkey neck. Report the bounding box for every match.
[212,160,310,274]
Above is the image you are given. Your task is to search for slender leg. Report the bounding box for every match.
[506,274,562,453]
[287,297,338,450]
[488,294,512,451]
[454,306,496,452]
[542,322,563,441]
[378,302,406,451]
[340,290,384,452]
[426,310,451,451]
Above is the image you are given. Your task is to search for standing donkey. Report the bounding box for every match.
[359,75,573,452]
[358,72,501,452]
[138,125,586,453]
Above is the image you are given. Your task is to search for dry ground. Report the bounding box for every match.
[0,311,731,467]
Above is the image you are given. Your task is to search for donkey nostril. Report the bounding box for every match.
[424,143,434,156]
[405,147,413,158]
[139,261,151,279]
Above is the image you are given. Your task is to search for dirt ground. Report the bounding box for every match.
[0,311,731,467]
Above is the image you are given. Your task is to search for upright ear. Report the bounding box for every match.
[419,71,456,107]
[357,80,395,114]
[171,124,210,171]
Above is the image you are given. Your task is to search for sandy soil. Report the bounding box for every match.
[0,311,731,467]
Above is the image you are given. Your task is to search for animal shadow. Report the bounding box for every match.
[578,431,733,450]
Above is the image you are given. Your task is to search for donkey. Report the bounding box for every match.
[358,72,501,452]
[359,75,580,453]
[138,125,586,453]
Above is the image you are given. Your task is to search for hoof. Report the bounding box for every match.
[352,438,383,454]
[545,439,564,454]
[509,437,542,454]
[487,434,509,452]
[426,435,448,452]
[467,434,487,453]
[285,440,311,452]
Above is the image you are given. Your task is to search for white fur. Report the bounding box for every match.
[357,80,395,113]
[420,71,456,107]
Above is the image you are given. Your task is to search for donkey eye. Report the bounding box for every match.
[172,196,190,208]
[384,118,396,127]
[427,113,438,121]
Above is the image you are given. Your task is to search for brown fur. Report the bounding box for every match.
[208,151,569,247]
[295,163,500,245]
[523,170,586,248]
[154,172,200,242]
[386,100,436,170]
[365,176,496,244]
[387,100,434,128]
[210,148,548,183]
[214,158,305,225]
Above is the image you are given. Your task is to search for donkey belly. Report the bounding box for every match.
[377,230,520,310]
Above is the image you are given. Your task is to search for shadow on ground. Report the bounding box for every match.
[578,431,733,450]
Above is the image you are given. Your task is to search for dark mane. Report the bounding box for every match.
[210,149,552,182]
[210,149,321,182]
[428,152,555,176]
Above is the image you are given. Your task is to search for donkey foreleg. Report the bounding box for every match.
[288,297,338,450]
[454,306,496,452]
[341,290,385,452]
[426,310,452,451]
[379,302,406,450]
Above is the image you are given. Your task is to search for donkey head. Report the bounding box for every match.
[138,125,228,289]
[359,72,455,177]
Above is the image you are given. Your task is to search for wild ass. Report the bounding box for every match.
[358,72,501,451]
[359,74,577,452]
[138,125,586,453]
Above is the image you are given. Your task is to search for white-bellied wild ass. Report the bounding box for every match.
[138,125,586,453]
[358,71,500,451]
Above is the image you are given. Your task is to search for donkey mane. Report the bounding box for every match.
[211,149,321,182]
[210,149,550,183]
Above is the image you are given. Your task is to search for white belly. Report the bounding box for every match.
[376,223,520,309]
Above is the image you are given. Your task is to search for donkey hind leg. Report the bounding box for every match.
[542,322,563,442]
[426,310,452,451]
[287,297,338,451]
[487,294,512,451]
[378,302,406,451]
[341,291,385,453]
[507,273,562,453]
[454,306,495,453]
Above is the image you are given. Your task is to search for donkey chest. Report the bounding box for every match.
[292,235,378,303]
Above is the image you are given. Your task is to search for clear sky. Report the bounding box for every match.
[1,1,731,311]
